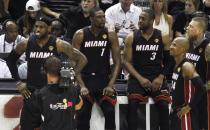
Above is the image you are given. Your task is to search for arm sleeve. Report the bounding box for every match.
[161,50,174,76]
[6,50,21,80]
[189,76,206,108]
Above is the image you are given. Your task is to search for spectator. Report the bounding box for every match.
[50,18,66,39]
[40,0,81,18]
[17,0,47,38]
[0,20,25,53]
[8,0,28,20]
[105,0,142,41]
[151,0,173,43]
[172,0,200,37]
[59,0,98,42]
[0,58,11,78]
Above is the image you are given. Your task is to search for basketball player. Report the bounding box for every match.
[72,7,120,130]
[186,16,210,130]
[170,37,206,130]
[123,8,173,130]
[6,17,87,130]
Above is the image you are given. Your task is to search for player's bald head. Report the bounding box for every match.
[173,37,189,53]
[5,21,17,31]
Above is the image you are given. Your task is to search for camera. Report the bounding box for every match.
[59,61,75,88]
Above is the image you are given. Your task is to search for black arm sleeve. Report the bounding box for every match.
[161,50,174,76]
[189,76,206,108]
[6,50,21,80]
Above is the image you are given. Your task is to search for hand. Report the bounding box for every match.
[129,21,137,31]
[151,75,164,92]
[103,86,115,96]
[177,105,191,119]
[115,23,121,33]
[80,87,89,96]
[16,81,31,99]
[138,77,152,91]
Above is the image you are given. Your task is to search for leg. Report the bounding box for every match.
[77,98,93,130]
[127,99,139,130]
[156,100,169,130]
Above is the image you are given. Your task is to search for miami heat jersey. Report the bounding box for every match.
[26,35,58,89]
[80,27,111,75]
[131,29,164,80]
[186,39,209,83]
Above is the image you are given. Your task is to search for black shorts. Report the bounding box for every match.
[127,80,171,103]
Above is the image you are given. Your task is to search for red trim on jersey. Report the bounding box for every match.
[154,95,172,103]
[128,93,148,102]
[208,92,210,130]
[184,80,190,103]
[181,113,192,130]
[100,95,117,106]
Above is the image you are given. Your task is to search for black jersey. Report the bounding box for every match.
[32,84,80,130]
[131,29,164,80]
[171,60,196,109]
[186,39,209,83]
[80,27,111,75]
[26,35,59,89]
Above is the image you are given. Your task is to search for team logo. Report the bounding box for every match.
[50,98,73,110]
[199,48,203,53]
[177,67,181,72]
[102,34,107,39]
[48,46,54,51]
[154,38,159,43]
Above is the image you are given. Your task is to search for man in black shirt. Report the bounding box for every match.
[59,0,98,41]
[7,17,87,130]
[123,8,173,130]
[72,7,120,130]
[30,56,83,130]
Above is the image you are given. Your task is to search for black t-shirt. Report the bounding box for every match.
[130,29,164,81]
[31,84,81,130]
[80,27,111,75]
[26,35,59,89]
[172,12,192,35]
[60,5,91,41]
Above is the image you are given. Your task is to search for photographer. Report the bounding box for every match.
[28,56,83,130]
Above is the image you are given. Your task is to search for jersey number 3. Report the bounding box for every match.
[150,52,156,60]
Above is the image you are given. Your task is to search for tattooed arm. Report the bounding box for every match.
[205,43,210,89]
[56,38,87,75]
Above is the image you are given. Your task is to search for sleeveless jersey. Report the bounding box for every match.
[131,29,164,80]
[171,60,195,109]
[186,39,209,83]
[80,27,111,75]
[26,34,58,89]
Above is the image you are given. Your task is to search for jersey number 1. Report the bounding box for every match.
[101,48,105,56]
